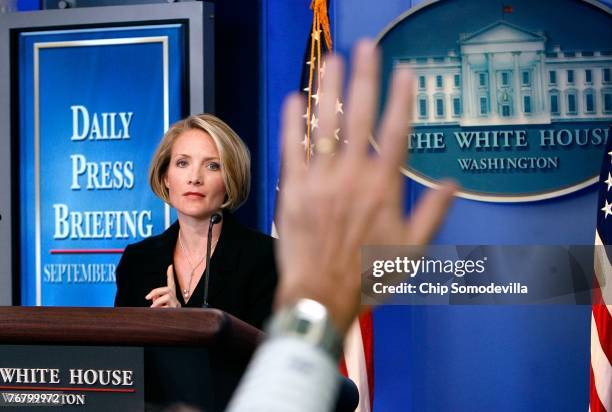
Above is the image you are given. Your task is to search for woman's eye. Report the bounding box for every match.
[176,159,188,167]
[207,162,220,171]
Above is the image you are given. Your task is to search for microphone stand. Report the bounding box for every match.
[202,213,222,308]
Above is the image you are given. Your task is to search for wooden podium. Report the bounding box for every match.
[0,307,262,411]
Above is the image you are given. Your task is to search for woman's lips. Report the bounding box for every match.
[183,192,205,197]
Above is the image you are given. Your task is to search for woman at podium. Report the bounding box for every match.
[114,114,277,329]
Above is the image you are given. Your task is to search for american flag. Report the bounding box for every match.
[273,1,374,410]
[302,2,373,410]
[590,138,612,412]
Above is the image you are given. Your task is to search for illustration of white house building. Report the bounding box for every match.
[396,21,612,127]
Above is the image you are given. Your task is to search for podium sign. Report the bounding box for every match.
[18,25,185,306]
[0,345,143,411]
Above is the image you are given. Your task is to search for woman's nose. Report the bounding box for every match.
[188,168,203,185]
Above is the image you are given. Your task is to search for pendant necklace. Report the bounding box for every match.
[177,230,217,300]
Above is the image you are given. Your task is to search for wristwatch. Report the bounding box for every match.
[267,298,343,360]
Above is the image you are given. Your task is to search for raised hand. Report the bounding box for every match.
[145,265,182,308]
[274,40,456,334]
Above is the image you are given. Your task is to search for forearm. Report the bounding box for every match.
[226,336,340,412]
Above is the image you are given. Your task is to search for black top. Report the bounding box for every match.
[114,214,278,329]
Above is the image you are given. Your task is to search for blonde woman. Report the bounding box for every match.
[114,114,277,329]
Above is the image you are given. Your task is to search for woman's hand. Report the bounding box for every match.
[274,40,456,335]
[145,265,182,308]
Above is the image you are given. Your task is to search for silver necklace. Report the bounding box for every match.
[177,230,217,299]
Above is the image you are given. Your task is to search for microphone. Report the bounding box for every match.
[202,213,222,308]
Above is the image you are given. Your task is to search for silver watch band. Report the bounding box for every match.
[266,298,343,360]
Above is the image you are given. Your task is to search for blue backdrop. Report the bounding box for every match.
[261,0,611,410]
[18,25,185,306]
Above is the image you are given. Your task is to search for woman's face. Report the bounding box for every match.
[164,129,226,220]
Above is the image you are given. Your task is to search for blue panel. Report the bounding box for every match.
[332,1,610,410]
[375,305,591,411]
[19,25,185,306]
[260,0,312,231]
[16,0,39,11]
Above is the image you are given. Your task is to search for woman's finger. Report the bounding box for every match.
[150,293,170,308]
[166,265,176,293]
[145,286,170,301]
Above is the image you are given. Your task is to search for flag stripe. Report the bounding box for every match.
[359,309,374,405]
[344,317,371,412]
[339,355,348,376]
[590,363,607,412]
[592,284,612,366]
[591,142,612,412]
[591,313,612,411]
[594,230,612,317]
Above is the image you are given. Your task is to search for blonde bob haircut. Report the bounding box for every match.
[149,114,251,212]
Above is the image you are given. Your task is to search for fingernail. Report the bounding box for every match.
[357,38,375,52]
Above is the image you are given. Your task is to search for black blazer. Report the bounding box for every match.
[114,214,277,329]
